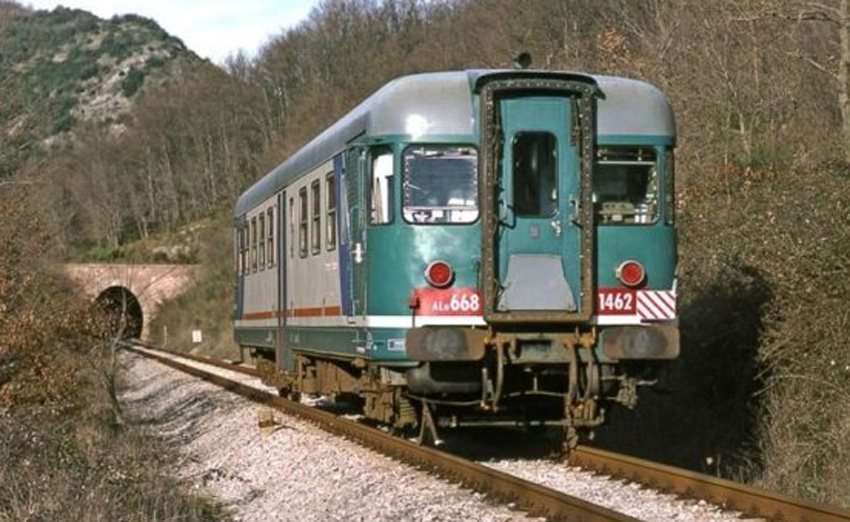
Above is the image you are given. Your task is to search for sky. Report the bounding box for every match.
[22,0,319,64]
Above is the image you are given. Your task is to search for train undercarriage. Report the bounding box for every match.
[253,326,671,448]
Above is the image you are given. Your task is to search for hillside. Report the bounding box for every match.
[0,2,205,177]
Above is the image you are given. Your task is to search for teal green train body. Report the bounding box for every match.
[233,70,678,442]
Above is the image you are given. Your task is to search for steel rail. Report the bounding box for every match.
[124,341,261,377]
[569,446,850,522]
[124,344,638,522]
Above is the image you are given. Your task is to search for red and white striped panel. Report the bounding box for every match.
[637,290,676,321]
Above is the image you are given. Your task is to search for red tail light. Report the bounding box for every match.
[425,260,453,288]
[617,260,645,287]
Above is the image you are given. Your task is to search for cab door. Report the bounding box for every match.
[495,95,582,313]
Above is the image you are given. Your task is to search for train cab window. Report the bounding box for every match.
[326,172,336,251]
[402,146,478,224]
[251,216,258,272]
[258,212,266,268]
[311,180,321,254]
[594,147,658,225]
[299,188,308,258]
[267,207,274,267]
[370,148,394,225]
[665,150,675,225]
[512,132,557,217]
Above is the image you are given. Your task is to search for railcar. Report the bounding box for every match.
[233,70,678,445]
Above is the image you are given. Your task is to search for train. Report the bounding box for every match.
[233,69,678,446]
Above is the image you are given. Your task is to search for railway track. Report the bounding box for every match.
[124,343,850,522]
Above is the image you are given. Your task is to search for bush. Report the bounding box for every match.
[121,67,145,97]
[83,244,124,262]
[679,164,850,504]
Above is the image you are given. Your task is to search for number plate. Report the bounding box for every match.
[596,288,637,315]
[415,287,482,316]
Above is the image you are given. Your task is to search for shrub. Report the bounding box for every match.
[84,244,124,262]
[121,67,145,97]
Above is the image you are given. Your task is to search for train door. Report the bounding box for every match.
[344,146,368,327]
[234,216,247,321]
[276,193,291,370]
[494,94,584,314]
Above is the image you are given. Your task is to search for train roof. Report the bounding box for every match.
[235,70,675,217]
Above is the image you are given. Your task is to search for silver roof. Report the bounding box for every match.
[235,70,675,216]
[594,74,675,138]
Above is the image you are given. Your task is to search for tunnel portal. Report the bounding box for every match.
[94,286,144,340]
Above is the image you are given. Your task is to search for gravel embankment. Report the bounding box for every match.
[122,350,764,522]
[482,460,764,522]
[120,352,539,522]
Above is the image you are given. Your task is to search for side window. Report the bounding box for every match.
[241,226,248,276]
[311,180,321,255]
[513,132,558,217]
[258,212,266,269]
[326,172,336,251]
[267,207,275,267]
[370,148,394,225]
[251,216,258,272]
[234,228,240,274]
[299,188,308,258]
[289,197,295,259]
[665,150,675,225]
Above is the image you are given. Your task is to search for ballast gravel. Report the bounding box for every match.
[120,353,538,522]
[482,460,764,522]
[122,350,764,522]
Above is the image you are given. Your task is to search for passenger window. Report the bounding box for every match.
[513,132,557,217]
[326,172,336,251]
[258,212,266,269]
[370,148,394,225]
[299,189,308,258]
[311,180,321,255]
[403,146,478,224]
[289,197,295,259]
[594,147,658,225]
[234,228,240,274]
[251,216,258,272]
[241,226,248,275]
[267,207,274,267]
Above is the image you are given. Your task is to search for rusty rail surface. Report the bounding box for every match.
[124,343,638,522]
[570,446,850,522]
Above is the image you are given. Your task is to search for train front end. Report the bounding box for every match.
[402,72,678,445]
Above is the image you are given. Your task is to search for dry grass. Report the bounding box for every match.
[0,380,226,522]
[0,190,228,522]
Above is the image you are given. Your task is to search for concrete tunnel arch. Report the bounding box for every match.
[95,286,144,339]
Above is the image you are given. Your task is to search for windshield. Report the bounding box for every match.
[403,146,478,224]
[593,147,658,225]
